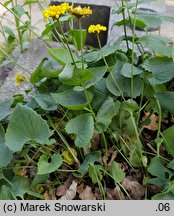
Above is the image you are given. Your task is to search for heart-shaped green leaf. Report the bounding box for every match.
[0,124,13,168]
[65,113,94,148]
[51,89,93,110]
[59,63,92,86]
[155,91,174,113]
[5,104,53,152]
[78,151,101,176]
[162,125,174,157]
[48,48,78,65]
[109,161,125,183]
[0,99,13,121]
[37,153,62,175]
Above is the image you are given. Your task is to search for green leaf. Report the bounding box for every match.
[74,66,107,91]
[109,161,125,183]
[30,58,47,84]
[121,99,139,113]
[34,94,58,111]
[132,14,162,30]
[155,91,174,113]
[51,89,93,110]
[12,5,25,18]
[172,46,174,62]
[59,63,92,86]
[147,157,173,179]
[152,192,174,200]
[142,57,174,84]
[89,164,103,184]
[0,124,13,168]
[84,38,123,62]
[77,151,101,176]
[3,26,15,38]
[121,63,143,78]
[5,104,53,152]
[0,186,16,200]
[4,0,12,7]
[65,113,94,148]
[167,159,174,170]
[162,125,174,157]
[70,29,87,51]
[37,153,62,175]
[138,35,172,56]
[40,58,62,78]
[106,73,143,98]
[96,97,120,132]
[0,99,13,121]
[47,48,77,65]
[11,176,30,198]
[31,173,49,186]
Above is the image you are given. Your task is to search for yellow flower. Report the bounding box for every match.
[15,73,27,86]
[43,3,70,19]
[88,24,107,34]
[69,5,92,19]
[62,148,77,165]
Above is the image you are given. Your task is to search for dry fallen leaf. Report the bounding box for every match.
[58,180,77,200]
[122,177,145,199]
[108,146,117,167]
[44,188,56,200]
[106,185,125,200]
[79,185,96,200]
[92,133,100,150]
[44,191,52,200]
[56,175,73,197]
[142,112,158,131]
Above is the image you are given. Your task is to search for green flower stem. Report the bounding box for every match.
[130,112,143,163]
[11,0,23,52]
[129,0,139,99]
[126,1,145,55]
[35,0,66,48]
[96,33,125,101]
[90,164,106,199]
[0,2,50,47]
[156,99,162,157]
[83,84,108,162]
[78,18,85,69]
[58,21,76,66]
[48,117,80,166]
[83,84,95,119]
[104,170,131,200]
[121,0,129,51]
[0,49,30,74]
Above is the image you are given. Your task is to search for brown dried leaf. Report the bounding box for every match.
[44,188,56,200]
[44,191,52,200]
[92,133,100,150]
[79,186,96,200]
[56,175,73,197]
[122,178,145,199]
[58,180,77,200]
[108,147,117,167]
[94,187,102,200]
[106,185,125,200]
[142,112,158,131]
[77,182,86,194]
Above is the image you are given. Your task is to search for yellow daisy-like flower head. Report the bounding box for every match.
[15,73,27,86]
[69,5,92,19]
[43,3,70,19]
[88,24,107,34]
